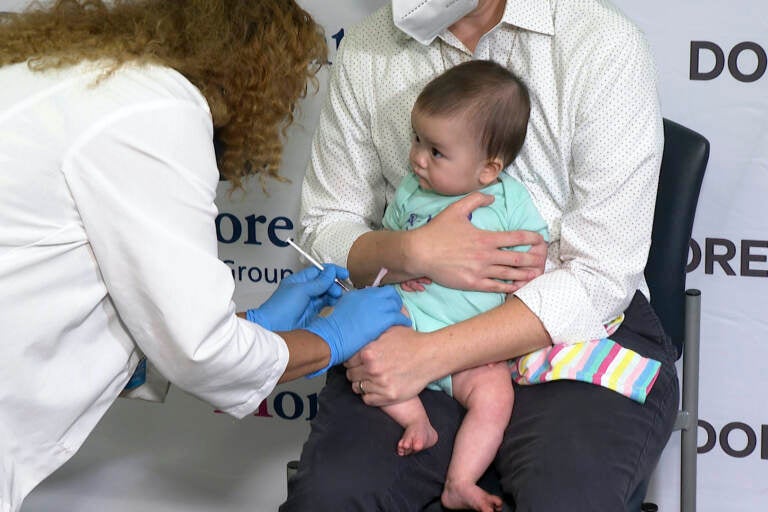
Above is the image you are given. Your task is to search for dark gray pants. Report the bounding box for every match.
[281,292,679,512]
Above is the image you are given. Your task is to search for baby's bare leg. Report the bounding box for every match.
[382,397,439,456]
[441,363,514,512]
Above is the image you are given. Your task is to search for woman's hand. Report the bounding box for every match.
[305,285,411,377]
[511,232,547,290]
[410,192,546,293]
[245,264,347,332]
[344,325,434,407]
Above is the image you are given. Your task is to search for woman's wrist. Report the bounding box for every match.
[278,330,331,383]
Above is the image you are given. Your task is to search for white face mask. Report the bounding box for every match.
[392,0,479,46]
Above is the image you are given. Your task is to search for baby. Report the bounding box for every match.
[380,60,549,512]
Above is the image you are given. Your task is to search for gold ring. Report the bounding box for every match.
[358,380,366,395]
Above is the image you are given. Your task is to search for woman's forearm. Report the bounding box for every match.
[277,330,331,383]
[421,297,552,380]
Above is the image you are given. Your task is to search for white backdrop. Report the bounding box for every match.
[4,1,766,511]
[619,1,768,510]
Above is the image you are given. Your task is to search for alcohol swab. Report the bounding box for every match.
[286,238,351,292]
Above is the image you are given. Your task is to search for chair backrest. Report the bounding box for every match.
[644,119,709,358]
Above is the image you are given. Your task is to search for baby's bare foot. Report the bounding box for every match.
[397,421,438,456]
[441,480,503,512]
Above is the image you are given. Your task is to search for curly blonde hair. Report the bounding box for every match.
[0,0,327,188]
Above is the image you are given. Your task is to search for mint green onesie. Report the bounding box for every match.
[382,172,549,396]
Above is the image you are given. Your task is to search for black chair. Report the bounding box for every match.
[287,119,710,512]
[629,119,709,512]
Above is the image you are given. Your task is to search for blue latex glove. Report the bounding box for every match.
[246,264,348,332]
[304,285,411,377]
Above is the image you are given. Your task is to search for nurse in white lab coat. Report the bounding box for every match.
[0,2,409,511]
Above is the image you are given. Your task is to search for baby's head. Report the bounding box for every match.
[409,60,530,195]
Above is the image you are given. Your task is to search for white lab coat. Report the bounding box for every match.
[0,62,289,512]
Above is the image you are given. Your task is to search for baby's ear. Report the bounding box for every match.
[479,157,504,186]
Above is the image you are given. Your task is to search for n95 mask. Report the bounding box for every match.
[392,0,479,46]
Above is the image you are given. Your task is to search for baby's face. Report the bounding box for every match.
[409,109,494,196]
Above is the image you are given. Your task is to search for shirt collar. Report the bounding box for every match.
[501,0,554,36]
[392,1,555,45]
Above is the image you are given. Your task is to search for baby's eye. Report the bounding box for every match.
[414,134,420,143]
[431,147,443,158]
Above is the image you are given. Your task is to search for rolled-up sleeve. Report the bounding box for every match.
[515,28,664,343]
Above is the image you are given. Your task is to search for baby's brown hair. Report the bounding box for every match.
[414,60,530,167]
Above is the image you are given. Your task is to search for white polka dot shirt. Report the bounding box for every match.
[299,0,664,343]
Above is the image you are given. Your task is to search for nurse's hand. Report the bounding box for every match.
[246,265,347,332]
[304,285,411,377]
